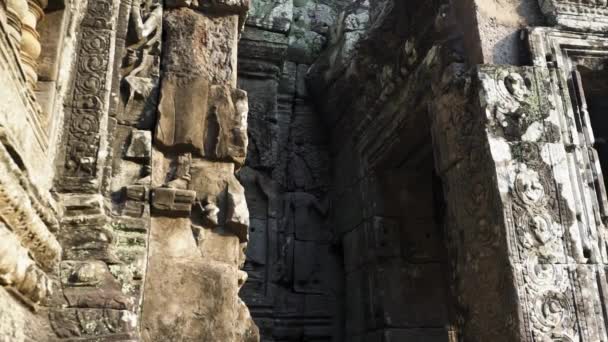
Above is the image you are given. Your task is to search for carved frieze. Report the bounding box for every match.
[0,224,52,306]
[538,0,608,31]
[478,66,558,143]
[0,141,61,272]
[59,0,117,192]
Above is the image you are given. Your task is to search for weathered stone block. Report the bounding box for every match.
[150,187,196,216]
[49,308,137,339]
[125,185,148,201]
[142,217,258,342]
[61,261,134,310]
[125,129,152,160]
[372,261,449,328]
[162,9,239,84]
[190,160,250,241]
[155,74,248,166]
[343,225,366,273]
[247,0,292,32]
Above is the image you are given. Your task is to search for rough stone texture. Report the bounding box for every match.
[140,3,258,342]
[3,0,608,341]
[237,0,345,339]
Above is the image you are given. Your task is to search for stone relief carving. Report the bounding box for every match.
[122,0,162,128]
[538,0,608,31]
[0,225,52,306]
[478,67,557,142]
[141,3,258,340]
[155,75,249,165]
[476,65,585,341]
[59,0,116,192]
[0,141,61,272]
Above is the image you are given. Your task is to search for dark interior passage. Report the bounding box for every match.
[579,63,608,188]
[340,141,455,342]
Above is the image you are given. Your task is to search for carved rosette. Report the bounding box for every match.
[511,163,565,262]
[478,67,558,144]
[519,256,578,340]
[58,0,116,192]
[477,65,582,341]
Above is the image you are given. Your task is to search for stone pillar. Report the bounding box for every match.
[50,1,140,340]
[4,0,28,47]
[432,62,608,341]
[19,0,45,86]
[3,0,48,86]
[141,1,258,341]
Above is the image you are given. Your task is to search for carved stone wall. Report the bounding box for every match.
[140,2,258,341]
[5,0,608,341]
[306,1,463,341]
[236,0,349,339]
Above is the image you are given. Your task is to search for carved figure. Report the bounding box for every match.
[514,165,545,206]
[123,0,162,116]
[504,73,530,101]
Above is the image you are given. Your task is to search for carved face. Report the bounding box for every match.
[530,215,553,244]
[515,167,545,205]
[504,73,530,101]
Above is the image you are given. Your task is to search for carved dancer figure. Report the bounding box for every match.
[123,0,162,113]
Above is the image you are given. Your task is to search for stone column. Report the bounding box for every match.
[19,0,45,86]
[2,0,48,86]
[4,0,28,47]
[50,1,139,340]
[141,1,258,341]
[432,62,608,341]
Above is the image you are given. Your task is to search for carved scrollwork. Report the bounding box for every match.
[531,291,576,338]
[488,70,532,127]
[60,1,115,191]
[523,257,569,292]
[511,162,566,262]
[514,166,546,207]
[478,66,554,142]
[516,211,561,248]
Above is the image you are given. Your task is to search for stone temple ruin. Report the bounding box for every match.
[3,0,608,341]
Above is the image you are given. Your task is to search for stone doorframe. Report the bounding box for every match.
[430,26,608,341]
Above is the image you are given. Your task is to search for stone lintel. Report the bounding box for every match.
[538,0,608,31]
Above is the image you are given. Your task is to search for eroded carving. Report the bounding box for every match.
[478,67,556,142]
[539,0,608,31]
[0,225,52,305]
[59,0,116,191]
[155,75,249,166]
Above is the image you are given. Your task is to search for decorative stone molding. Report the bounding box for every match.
[151,187,197,216]
[0,130,60,306]
[0,224,52,306]
[57,0,118,192]
[0,138,61,272]
[4,0,28,47]
[538,0,608,31]
[19,0,46,86]
[0,2,49,150]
